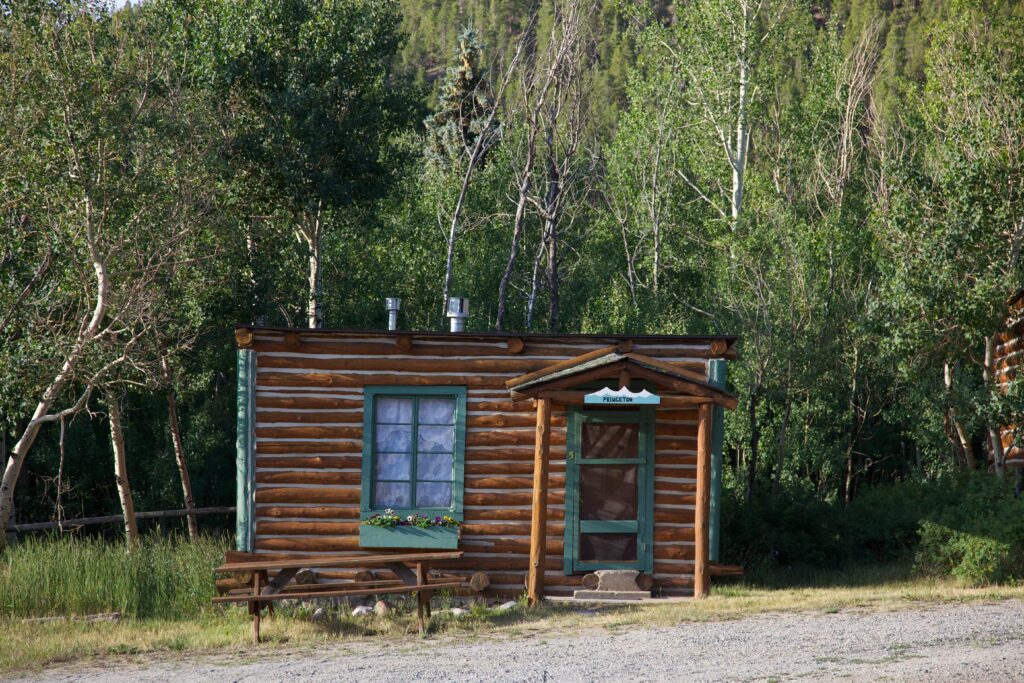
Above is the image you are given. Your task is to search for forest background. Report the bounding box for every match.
[3,0,1024,580]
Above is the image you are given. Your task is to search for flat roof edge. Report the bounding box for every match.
[233,324,739,345]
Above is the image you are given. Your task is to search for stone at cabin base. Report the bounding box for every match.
[572,590,652,601]
[595,569,640,592]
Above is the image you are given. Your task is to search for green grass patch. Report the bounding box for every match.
[0,532,226,619]
[3,535,1024,675]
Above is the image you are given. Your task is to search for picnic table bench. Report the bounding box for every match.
[213,550,467,642]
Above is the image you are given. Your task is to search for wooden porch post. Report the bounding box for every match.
[694,402,713,599]
[527,396,552,607]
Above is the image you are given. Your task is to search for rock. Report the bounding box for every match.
[449,607,469,617]
[373,599,393,616]
[294,569,316,585]
[311,607,326,622]
[572,589,651,601]
[594,569,640,592]
[496,601,517,611]
[351,605,373,617]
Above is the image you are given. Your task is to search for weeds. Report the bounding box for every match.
[0,532,226,619]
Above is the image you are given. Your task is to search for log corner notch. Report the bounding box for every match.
[235,327,254,349]
[526,396,552,607]
[694,402,714,599]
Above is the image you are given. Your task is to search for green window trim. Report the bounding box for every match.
[360,386,467,522]
[235,349,256,552]
[709,359,727,562]
[563,408,655,574]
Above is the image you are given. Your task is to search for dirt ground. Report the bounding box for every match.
[20,598,1024,682]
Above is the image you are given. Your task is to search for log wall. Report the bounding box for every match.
[995,294,1024,468]
[245,330,731,597]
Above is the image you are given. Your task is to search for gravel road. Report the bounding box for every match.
[25,599,1024,682]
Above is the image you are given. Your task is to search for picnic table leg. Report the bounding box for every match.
[416,562,427,635]
[262,571,275,619]
[251,571,262,644]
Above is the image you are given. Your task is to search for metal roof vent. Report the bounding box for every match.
[385,297,401,331]
[446,297,469,332]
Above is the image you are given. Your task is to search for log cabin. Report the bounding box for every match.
[233,306,738,600]
[995,290,1024,468]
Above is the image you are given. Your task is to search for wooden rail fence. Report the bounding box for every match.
[6,506,235,533]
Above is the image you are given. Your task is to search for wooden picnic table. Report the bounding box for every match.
[213,550,466,643]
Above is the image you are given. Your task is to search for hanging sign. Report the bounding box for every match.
[584,387,661,405]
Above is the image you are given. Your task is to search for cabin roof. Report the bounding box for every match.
[234,325,738,347]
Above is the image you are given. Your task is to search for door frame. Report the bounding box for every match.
[563,406,655,575]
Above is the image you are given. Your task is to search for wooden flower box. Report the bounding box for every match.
[359,524,460,550]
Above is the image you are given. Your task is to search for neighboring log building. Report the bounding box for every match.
[234,324,738,599]
[995,290,1024,468]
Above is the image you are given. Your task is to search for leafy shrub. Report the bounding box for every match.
[912,475,1024,585]
[723,471,1024,586]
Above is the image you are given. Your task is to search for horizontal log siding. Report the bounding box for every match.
[996,298,1024,467]
[249,333,712,596]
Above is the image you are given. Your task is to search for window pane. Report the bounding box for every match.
[579,533,637,562]
[375,424,412,453]
[418,425,454,453]
[418,398,455,425]
[377,397,412,424]
[582,423,639,459]
[416,482,452,508]
[374,482,410,508]
[579,464,638,520]
[417,453,453,481]
[376,453,411,481]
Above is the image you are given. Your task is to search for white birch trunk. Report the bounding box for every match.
[108,397,139,545]
[731,56,749,230]
[0,212,109,547]
[162,357,198,538]
[944,362,976,469]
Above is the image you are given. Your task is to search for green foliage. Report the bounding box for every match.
[424,27,499,166]
[724,473,1024,586]
[913,475,1024,585]
[0,534,227,619]
[3,0,1024,580]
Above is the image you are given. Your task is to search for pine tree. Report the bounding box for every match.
[424,27,500,166]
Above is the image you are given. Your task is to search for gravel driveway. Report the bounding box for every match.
[26,599,1024,682]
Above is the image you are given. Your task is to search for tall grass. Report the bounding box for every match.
[0,533,227,619]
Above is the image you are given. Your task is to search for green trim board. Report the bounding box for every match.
[709,359,726,562]
[563,408,655,574]
[235,349,256,552]
[360,386,467,534]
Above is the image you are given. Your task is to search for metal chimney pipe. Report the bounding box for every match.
[385,297,401,331]
[446,297,469,332]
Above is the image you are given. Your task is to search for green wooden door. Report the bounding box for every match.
[563,408,654,574]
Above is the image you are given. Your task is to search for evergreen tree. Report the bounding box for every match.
[424,28,500,167]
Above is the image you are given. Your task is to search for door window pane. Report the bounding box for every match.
[579,464,638,520]
[579,533,637,562]
[582,423,639,459]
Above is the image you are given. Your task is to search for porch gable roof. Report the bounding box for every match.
[505,346,737,409]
